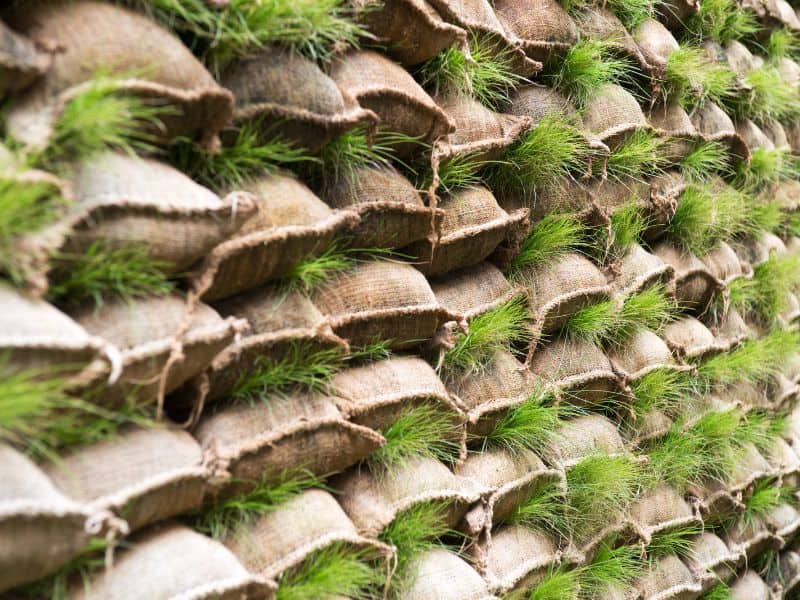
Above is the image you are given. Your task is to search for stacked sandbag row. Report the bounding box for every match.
[1,0,800,598]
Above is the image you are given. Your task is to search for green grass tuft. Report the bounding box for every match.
[545,39,631,109]
[426,152,492,195]
[685,0,760,45]
[609,201,649,253]
[727,254,800,324]
[566,455,643,536]
[666,182,748,254]
[507,480,569,537]
[766,28,800,62]
[508,213,585,278]
[15,538,109,600]
[483,390,573,455]
[629,367,692,417]
[606,0,657,29]
[168,122,316,190]
[563,299,618,346]
[528,566,581,600]
[735,147,800,190]
[664,45,736,109]
[736,410,789,455]
[602,129,669,182]
[366,403,462,470]
[47,241,173,307]
[742,479,793,527]
[488,115,591,197]
[418,33,527,109]
[737,66,800,123]
[747,200,786,234]
[441,296,531,373]
[231,341,345,402]
[700,582,733,600]
[379,501,454,576]
[680,141,732,182]
[193,468,324,540]
[579,541,644,597]
[0,178,66,286]
[276,541,383,600]
[646,523,703,560]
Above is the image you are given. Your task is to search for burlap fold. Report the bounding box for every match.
[494,0,579,63]
[397,548,498,600]
[653,243,722,312]
[634,554,703,600]
[0,19,50,94]
[431,261,520,319]
[628,485,702,544]
[683,531,741,591]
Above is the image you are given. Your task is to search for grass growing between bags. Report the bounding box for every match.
[440,296,531,373]
[664,45,736,109]
[0,179,66,286]
[15,538,110,600]
[741,479,795,527]
[735,147,800,190]
[507,480,568,536]
[629,367,693,417]
[563,0,656,28]
[482,390,572,455]
[735,66,800,123]
[602,130,669,182]
[666,182,748,254]
[424,153,492,195]
[646,523,703,560]
[508,214,585,278]
[545,39,630,110]
[700,582,733,600]
[726,254,800,324]
[579,541,644,597]
[766,28,800,62]
[526,566,582,600]
[366,403,463,470]
[276,542,385,600]
[193,468,324,540]
[487,115,592,196]
[47,241,174,307]
[680,141,732,182]
[685,0,760,45]
[418,34,526,109]
[607,200,649,253]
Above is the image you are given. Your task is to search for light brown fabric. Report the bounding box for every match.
[581,84,649,148]
[577,7,652,73]
[72,523,275,599]
[731,231,788,268]
[730,570,772,600]
[610,244,673,298]
[634,554,702,600]
[0,444,98,594]
[547,414,627,468]
[633,18,679,77]
[4,1,232,150]
[700,241,748,286]
[0,19,50,93]
[494,0,579,62]
[683,532,741,590]
[191,173,357,302]
[737,118,774,152]
[689,101,750,160]
[431,261,519,319]
[741,0,800,31]
[723,516,781,560]
[648,101,701,163]
[44,426,207,534]
[194,392,384,493]
[224,488,391,580]
[628,485,701,543]
[222,46,376,153]
[767,549,800,594]
[653,242,722,312]
[396,548,498,600]
[663,316,727,360]
[607,329,686,382]
[708,307,755,351]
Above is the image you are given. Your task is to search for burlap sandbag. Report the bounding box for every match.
[467,525,561,595]
[787,120,800,154]
[320,163,439,249]
[0,444,103,594]
[633,18,679,79]
[0,19,50,94]
[404,185,529,277]
[737,118,774,152]
[16,152,254,298]
[689,101,751,160]
[724,515,782,560]
[194,392,384,494]
[73,294,243,407]
[649,171,689,236]
[768,550,800,596]
[653,243,723,312]
[648,101,703,163]
[662,316,729,360]
[576,7,652,72]
[175,287,347,412]
[728,443,776,493]
[456,446,564,536]
[683,532,741,591]
[582,84,650,149]
[0,284,110,380]
[397,548,498,600]
[4,1,232,151]
[772,179,800,212]
[433,93,531,162]
[431,261,520,322]
[596,176,659,227]
[356,0,466,66]
[610,244,674,298]
[311,259,460,349]
[762,119,791,150]
[528,337,621,407]
[496,180,602,229]
[516,252,610,342]
[221,46,376,153]
[494,0,579,63]
[771,373,800,411]
[742,0,800,31]
[766,439,800,485]
[700,241,750,287]
[445,349,541,436]
[628,485,702,544]
[331,355,465,451]
[634,554,703,600]
[334,455,487,538]
[72,523,274,599]
[777,55,800,87]
[224,488,391,582]
[607,329,690,383]
[330,49,453,153]
[657,0,700,30]
[731,231,788,268]
[45,426,207,535]
[767,503,800,547]
[623,406,674,448]
[190,173,357,302]
[730,570,772,600]
[546,414,628,468]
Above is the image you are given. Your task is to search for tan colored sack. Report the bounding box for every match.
[44,426,207,534]
[731,231,788,268]
[742,0,800,31]
[432,261,520,319]
[0,19,50,94]
[730,570,772,600]
[766,503,800,546]
[404,185,528,276]
[663,316,728,360]
[73,294,243,406]
[633,18,679,78]
[335,455,487,538]
[397,548,498,599]
[528,337,621,407]
[610,244,673,298]
[767,549,800,594]
[72,523,275,599]
[737,118,774,152]
[723,516,781,560]
[221,46,376,153]
[708,307,755,350]
[689,101,750,160]
[467,525,560,594]
[648,101,703,162]
[628,485,702,544]
[194,392,384,492]
[683,532,741,590]
[224,488,391,581]
[445,349,541,436]
[494,0,579,63]
[777,55,800,87]
[576,7,652,72]
[582,84,650,148]
[634,554,702,600]
[0,444,101,594]
[653,242,722,311]
[17,152,253,297]
[547,414,627,468]
[762,119,790,150]
[357,0,466,66]
[700,241,750,287]
[311,260,459,349]
[607,329,689,383]
[320,164,438,249]
[4,1,232,150]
